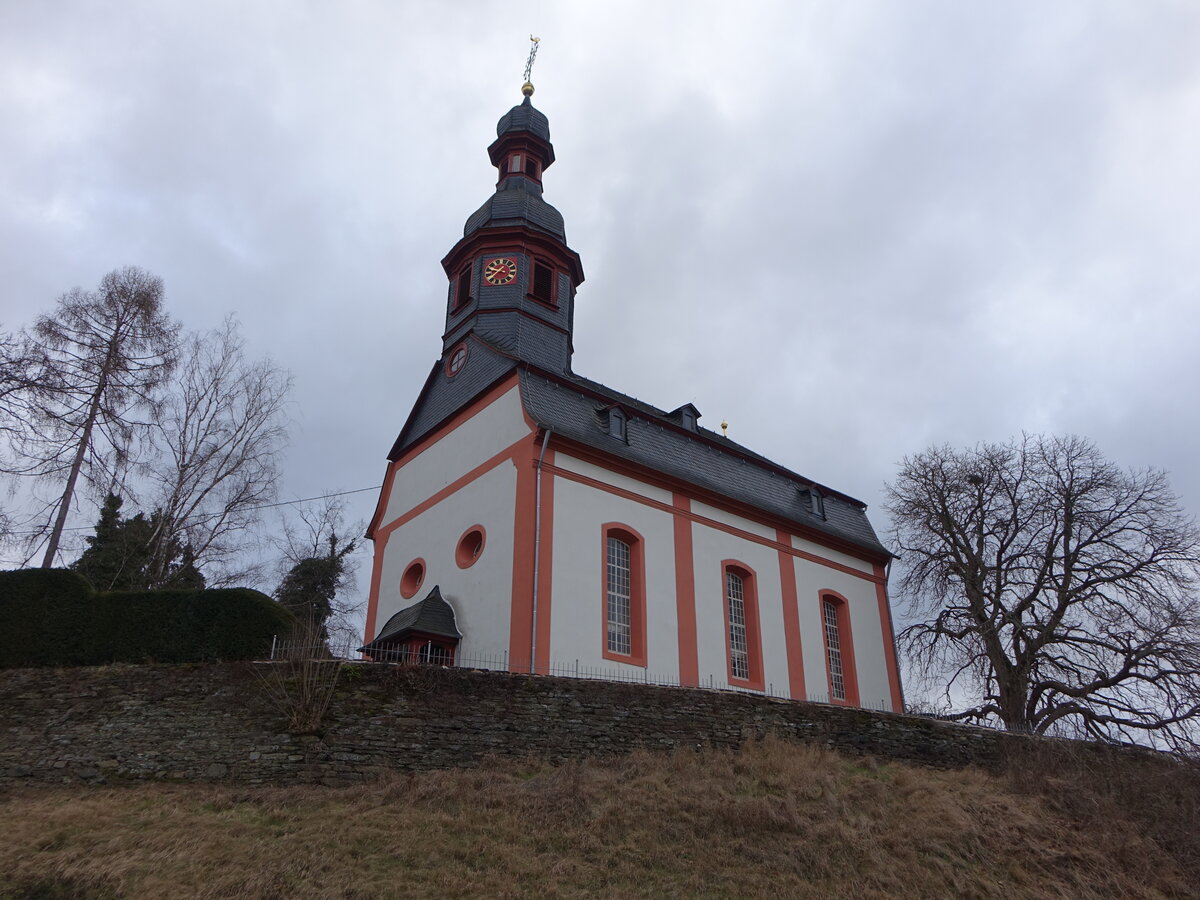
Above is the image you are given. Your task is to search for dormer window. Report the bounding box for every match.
[809,487,825,519]
[604,407,627,441]
[798,486,825,519]
[670,404,701,432]
[531,260,555,305]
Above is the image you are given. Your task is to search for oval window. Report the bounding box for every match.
[400,559,425,599]
[455,526,486,568]
[445,344,468,378]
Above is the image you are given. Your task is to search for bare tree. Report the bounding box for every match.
[9,268,179,567]
[274,496,364,648]
[140,317,291,587]
[886,434,1200,752]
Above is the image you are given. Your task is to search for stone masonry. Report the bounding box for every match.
[0,662,1122,787]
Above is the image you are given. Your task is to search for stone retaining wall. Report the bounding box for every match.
[0,662,1094,786]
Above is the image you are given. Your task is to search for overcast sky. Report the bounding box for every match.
[3,1,1199,631]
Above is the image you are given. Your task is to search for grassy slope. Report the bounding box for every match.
[1,737,1197,900]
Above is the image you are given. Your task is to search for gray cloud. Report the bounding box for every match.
[3,1,1199,627]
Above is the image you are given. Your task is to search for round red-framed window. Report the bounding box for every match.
[400,558,425,599]
[455,526,486,568]
[445,343,468,378]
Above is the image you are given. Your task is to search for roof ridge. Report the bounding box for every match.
[519,363,866,508]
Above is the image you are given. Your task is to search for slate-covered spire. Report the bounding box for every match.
[439,91,584,374]
[463,97,564,240]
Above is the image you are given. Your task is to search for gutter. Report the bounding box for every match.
[884,556,907,713]
[530,426,552,674]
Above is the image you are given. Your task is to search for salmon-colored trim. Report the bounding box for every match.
[365,434,527,645]
[399,558,426,600]
[372,438,527,543]
[543,460,883,585]
[721,560,765,692]
[363,528,389,644]
[874,563,905,713]
[600,522,648,668]
[533,449,556,675]
[775,529,807,702]
[543,437,885,565]
[454,525,487,569]
[819,590,860,707]
[528,385,864,511]
[508,435,539,672]
[673,494,699,688]
[444,342,469,378]
[369,372,522,537]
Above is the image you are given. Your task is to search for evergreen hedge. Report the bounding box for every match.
[0,569,294,668]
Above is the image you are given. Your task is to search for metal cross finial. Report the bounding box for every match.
[522,36,541,96]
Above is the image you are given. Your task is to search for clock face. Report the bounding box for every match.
[483,257,518,286]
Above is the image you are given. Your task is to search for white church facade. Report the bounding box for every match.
[363,88,904,712]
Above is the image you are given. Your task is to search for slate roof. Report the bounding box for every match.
[359,586,462,651]
[518,367,890,560]
[496,96,551,142]
[463,176,566,241]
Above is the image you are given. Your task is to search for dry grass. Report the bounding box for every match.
[1,737,1196,899]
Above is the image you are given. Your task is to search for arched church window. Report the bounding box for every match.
[722,561,764,690]
[819,591,859,705]
[602,524,647,666]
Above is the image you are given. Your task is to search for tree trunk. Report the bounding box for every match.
[40,379,105,568]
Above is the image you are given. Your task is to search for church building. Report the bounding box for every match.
[363,84,904,712]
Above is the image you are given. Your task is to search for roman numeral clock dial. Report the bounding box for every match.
[483,257,517,285]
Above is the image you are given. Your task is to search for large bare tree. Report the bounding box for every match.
[10,268,179,567]
[273,495,363,648]
[886,434,1200,752]
[139,317,291,587]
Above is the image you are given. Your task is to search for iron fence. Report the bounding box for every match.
[262,635,893,711]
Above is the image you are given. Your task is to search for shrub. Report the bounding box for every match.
[0,569,95,667]
[0,570,294,667]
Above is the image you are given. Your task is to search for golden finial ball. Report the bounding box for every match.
[522,81,535,97]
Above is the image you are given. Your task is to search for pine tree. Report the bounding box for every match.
[71,494,205,591]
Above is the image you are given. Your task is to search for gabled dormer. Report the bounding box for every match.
[668,403,702,433]
[439,90,584,375]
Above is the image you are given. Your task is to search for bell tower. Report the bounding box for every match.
[439,80,584,374]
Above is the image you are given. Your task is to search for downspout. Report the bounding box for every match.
[884,556,907,713]
[530,426,552,674]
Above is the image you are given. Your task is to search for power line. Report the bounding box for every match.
[6,485,383,537]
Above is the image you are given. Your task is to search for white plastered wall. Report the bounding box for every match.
[371,383,530,662]
[381,384,529,526]
[792,544,893,710]
[376,463,518,663]
[547,462,679,679]
[690,521,790,694]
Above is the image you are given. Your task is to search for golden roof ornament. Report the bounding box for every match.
[522,35,540,96]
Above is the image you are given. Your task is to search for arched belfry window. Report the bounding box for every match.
[531,259,555,305]
[602,524,647,666]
